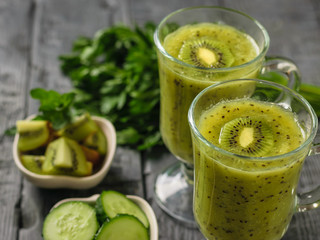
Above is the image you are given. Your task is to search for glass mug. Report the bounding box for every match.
[154,6,301,225]
[188,79,320,240]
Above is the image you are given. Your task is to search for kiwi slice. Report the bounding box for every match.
[20,155,45,174]
[43,137,92,176]
[58,113,98,141]
[178,37,234,68]
[51,137,73,168]
[83,128,107,155]
[219,117,273,156]
[17,120,51,152]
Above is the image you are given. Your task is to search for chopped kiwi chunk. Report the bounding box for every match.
[17,120,51,151]
[20,155,45,174]
[57,113,98,141]
[43,137,92,176]
[83,128,107,155]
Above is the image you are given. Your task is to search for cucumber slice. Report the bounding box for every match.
[95,190,149,228]
[95,214,149,240]
[42,201,99,240]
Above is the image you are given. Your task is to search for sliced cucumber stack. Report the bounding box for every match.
[42,201,99,240]
[42,190,151,240]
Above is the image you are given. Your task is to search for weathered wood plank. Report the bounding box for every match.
[0,0,33,239]
[131,0,220,26]
[17,0,144,240]
[222,0,320,86]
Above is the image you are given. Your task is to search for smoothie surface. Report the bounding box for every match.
[199,98,305,157]
[163,22,259,68]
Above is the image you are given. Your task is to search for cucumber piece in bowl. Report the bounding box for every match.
[96,190,149,228]
[95,214,149,240]
[42,201,99,240]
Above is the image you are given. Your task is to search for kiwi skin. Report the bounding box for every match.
[80,145,101,167]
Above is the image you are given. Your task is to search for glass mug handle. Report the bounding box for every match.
[261,58,320,212]
[298,131,320,212]
[260,56,301,91]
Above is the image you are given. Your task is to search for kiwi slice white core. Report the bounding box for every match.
[197,48,218,66]
[239,127,255,148]
[219,117,274,156]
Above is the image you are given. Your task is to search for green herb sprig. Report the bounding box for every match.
[4,88,80,136]
[30,88,78,130]
[59,23,161,150]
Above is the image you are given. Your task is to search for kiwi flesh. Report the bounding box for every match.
[58,113,98,141]
[83,128,107,155]
[17,120,51,152]
[51,137,73,168]
[20,155,45,174]
[178,37,234,68]
[219,117,273,157]
[43,137,92,176]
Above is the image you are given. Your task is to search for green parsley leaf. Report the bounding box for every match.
[59,23,162,150]
[30,88,78,130]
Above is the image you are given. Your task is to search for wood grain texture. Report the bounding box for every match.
[221,0,320,86]
[0,0,144,239]
[0,0,33,240]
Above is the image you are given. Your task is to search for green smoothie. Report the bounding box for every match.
[159,22,260,164]
[194,98,306,240]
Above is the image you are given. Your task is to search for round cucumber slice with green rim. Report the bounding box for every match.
[95,190,150,228]
[95,214,149,240]
[42,201,99,240]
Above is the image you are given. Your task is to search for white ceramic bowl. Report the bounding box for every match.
[51,194,159,240]
[13,116,117,189]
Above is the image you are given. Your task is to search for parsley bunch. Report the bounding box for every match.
[59,23,161,150]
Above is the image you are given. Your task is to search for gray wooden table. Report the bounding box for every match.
[1,0,320,239]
